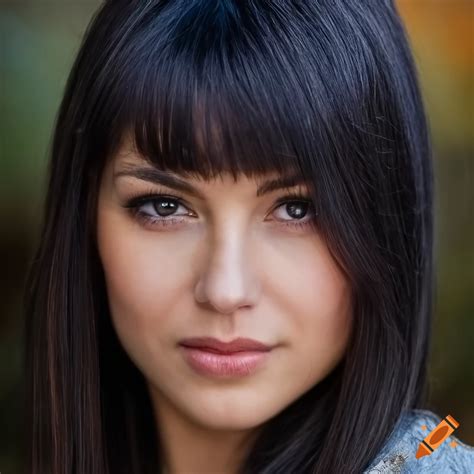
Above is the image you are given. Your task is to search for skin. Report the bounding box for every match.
[96,135,353,474]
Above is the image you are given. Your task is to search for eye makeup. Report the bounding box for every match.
[120,187,318,232]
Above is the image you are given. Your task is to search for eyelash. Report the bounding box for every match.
[121,189,317,231]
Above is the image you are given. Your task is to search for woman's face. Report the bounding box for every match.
[97,135,352,435]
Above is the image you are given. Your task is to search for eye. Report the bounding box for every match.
[122,192,194,229]
[273,200,311,221]
[140,196,190,218]
[122,190,317,231]
[270,194,317,230]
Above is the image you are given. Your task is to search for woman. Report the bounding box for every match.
[23,1,474,473]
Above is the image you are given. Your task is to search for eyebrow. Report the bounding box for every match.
[114,165,308,198]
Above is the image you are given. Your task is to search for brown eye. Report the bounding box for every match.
[269,194,317,231]
[273,200,311,221]
[151,197,182,217]
[122,192,194,230]
[123,191,316,232]
[285,201,309,219]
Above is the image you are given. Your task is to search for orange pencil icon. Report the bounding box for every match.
[416,414,459,459]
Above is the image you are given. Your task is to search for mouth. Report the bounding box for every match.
[179,345,272,378]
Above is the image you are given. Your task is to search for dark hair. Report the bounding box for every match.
[23,1,434,473]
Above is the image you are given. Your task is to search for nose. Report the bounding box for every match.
[194,230,260,314]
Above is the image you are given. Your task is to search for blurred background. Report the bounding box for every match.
[0,1,472,472]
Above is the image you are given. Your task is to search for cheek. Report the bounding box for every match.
[96,206,193,355]
[271,239,352,385]
[297,263,351,345]
[270,236,352,335]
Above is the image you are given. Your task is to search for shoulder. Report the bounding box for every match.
[364,409,474,473]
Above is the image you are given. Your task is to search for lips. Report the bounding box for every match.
[180,347,270,377]
[178,336,272,354]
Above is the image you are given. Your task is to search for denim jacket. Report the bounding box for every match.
[364,409,474,473]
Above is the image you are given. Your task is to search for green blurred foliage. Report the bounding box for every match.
[1,1,472,472]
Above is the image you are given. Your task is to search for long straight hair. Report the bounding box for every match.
[23,1,434,473]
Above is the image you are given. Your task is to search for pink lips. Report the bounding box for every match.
[179,337,273,377]
[179,336,272,353]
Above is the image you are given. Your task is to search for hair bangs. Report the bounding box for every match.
[117,56,305,184]
[99,1,357,188]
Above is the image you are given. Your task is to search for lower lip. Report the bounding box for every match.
[180,346,271,377]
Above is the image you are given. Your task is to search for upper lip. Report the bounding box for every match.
[179,337,273,354]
